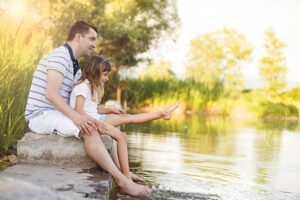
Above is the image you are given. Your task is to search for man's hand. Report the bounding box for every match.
[110,108,125,114]
[72,113,97,136]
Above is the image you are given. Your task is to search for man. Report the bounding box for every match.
[25,21,152,197]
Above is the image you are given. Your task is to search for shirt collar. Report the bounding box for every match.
[63,43,76,62]
[64,43,80,76]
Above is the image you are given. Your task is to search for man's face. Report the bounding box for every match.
[80,28,97,56]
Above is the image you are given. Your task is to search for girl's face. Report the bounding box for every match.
[100,71,109,85]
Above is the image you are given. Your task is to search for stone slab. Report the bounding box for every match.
[0,164,112,200]
[0,177,72,200]
[17,132,113,169]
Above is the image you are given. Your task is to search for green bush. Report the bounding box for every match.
[259,101,299,118]
[282,87,300,101]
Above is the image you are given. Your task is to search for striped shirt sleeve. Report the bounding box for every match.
[46,52,70,76]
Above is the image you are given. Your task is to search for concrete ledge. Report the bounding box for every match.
[17,132,113,169]
[0,100,122,199]
[0,177,72,200]
[0,164,112,200]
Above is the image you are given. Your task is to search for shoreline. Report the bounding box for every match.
[134,106,299,121]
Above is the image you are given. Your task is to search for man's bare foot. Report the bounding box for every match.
[118,179,152,197]
[130,172,145,182]
[162,101,180,120]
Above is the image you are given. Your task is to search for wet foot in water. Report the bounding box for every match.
[130,172,144,182]
[119,179,152,197]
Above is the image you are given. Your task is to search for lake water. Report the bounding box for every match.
[110,115,300,200]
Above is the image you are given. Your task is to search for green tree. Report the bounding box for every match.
[259,27,287,98]
[185,28,253,93]
[28,0,180,101]
[97,0,179,101]
[139,61,175,80]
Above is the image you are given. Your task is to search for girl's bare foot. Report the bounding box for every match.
[124,172,132,181]
[118,179,152,197]
[162,101,180,120]
[130,172,145,182]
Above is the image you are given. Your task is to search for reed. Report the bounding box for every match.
[0,16,51,151]
[124,78,299,118]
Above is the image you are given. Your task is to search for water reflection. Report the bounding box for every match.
[111,116,300,200]
[110,187,221,200]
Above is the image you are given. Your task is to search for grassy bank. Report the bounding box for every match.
[0,16,51,153]
[124,78,299,119]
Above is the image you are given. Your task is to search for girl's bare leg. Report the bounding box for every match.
[104,101,180,127]
[101,123,131,179]
[81,132,152,196]
[112,140,145,182]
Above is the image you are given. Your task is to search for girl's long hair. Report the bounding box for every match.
[75,56,111,104]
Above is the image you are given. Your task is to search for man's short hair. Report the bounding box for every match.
[67,21,98,41]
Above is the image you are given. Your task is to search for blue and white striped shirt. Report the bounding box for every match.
[25,45,81,121]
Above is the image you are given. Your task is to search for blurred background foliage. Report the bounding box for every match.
[185,28,253,94]
[0,0,299,152]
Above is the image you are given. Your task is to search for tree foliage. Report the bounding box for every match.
[259,27,287,97]
[282,87,300,101]
[27,0,179,69]
[139,60,175,80]
[185,28,253,92]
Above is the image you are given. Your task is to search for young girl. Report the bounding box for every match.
[70,55,179,195]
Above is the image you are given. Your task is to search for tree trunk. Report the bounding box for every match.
[123,89,127,113]
[116,82,121,103]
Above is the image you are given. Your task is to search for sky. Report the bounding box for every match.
[148,0,300,89]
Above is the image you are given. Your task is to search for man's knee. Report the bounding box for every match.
[81,130,99,139]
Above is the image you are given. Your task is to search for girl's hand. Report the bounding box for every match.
[111,108,125,114]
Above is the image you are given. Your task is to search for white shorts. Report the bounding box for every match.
[28,110,80,139]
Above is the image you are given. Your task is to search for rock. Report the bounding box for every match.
[7,155,17,164]
[104,100,122,109]
[0,177,72,200]
[17,132,113,169]
[0,164,112,200]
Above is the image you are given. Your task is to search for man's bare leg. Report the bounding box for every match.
[104,101,180,127]
[82,132,152,196]
[112,140,145,182]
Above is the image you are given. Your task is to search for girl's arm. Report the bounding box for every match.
[97,107,113,114]
[97,107,124,114]
[75,95,107,133]
[75,95,90,116]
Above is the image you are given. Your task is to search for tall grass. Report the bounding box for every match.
[125,78,224,111]
[0,16,51,152]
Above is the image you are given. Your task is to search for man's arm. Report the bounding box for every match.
[45,69,97,135]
